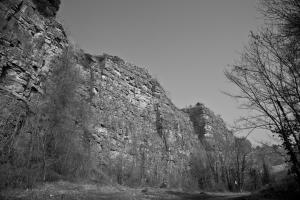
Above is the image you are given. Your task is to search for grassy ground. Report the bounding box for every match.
[1,180,299,200]
[235,178,300,200]
[0,181,250,200]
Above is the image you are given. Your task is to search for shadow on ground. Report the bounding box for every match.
[166,190,251,200]
[0,181,277,200]
[166,191,211,200]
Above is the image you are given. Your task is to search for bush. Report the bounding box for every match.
[0,47,94,189]
[32,0,61,17]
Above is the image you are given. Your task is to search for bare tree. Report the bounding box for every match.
[225,26,300,184]
[259,0,300,39]
[233,137,252,191]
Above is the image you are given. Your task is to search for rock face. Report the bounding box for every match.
[182,103,236,189]
[0,0,200,187]
[0,0,68,102]
[183,103,235,141]
[87,54,200,186]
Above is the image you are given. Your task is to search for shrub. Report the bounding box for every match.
[0,47,93,189]
[32,0,61,17]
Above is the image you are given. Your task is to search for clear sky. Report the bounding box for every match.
[57,0,274,144]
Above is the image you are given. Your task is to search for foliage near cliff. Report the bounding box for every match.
[0,0,289,195]
[0,0,201,189]
[183,103,288,192]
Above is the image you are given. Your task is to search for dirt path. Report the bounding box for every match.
[0,181,251,200]
[142,190,250,200]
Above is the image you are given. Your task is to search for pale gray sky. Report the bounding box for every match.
[57,0,274,144]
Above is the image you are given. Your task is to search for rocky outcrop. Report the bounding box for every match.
[183,103,234,143]
[87,54,200,186]
[0,0,200,187]
[0,0,67,102]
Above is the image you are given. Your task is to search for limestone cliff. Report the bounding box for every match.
[0,0,200,187]
[182,103,235,141]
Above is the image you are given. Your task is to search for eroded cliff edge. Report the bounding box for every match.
[0,0,201,187]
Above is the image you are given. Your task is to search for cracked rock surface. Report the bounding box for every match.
[0,0,201,187]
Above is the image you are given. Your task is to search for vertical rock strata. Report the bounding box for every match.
[87,55,200,186]
[0,0,200,187]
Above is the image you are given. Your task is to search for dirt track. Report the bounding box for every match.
[0,181,251,200]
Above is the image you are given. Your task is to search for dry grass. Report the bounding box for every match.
[0,181,197,200]
[3,180,284,200]
[0,181,136,200]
